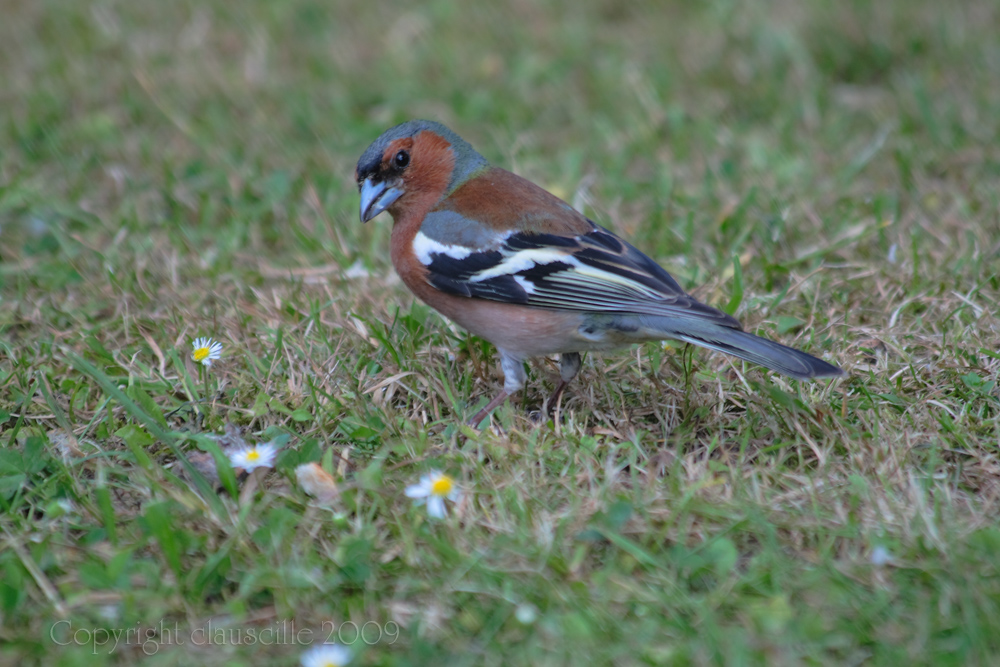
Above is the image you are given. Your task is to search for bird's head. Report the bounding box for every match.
[355,120,489,223]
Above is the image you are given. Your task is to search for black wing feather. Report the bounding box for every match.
[421,221,741,330]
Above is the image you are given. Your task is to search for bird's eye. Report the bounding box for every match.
[394,150,410,168]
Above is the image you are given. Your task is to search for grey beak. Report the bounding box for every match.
[359,177,404,223]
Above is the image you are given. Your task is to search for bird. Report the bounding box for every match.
[355,120,843,426]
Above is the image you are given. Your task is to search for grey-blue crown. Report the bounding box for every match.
[356,120,489,194]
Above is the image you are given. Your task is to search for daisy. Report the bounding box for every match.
[228,442,278,472]
[191,337,223,366]
[405,470,460,519]
[300,643,352,667]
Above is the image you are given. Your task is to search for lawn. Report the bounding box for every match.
[2,0,1000,664]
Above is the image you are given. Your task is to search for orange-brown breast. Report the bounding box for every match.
[397,269,586,357]
[387,131,455,307]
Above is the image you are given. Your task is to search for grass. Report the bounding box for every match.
[2,0,1000,664]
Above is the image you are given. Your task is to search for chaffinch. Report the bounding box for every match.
[355,120,843,426]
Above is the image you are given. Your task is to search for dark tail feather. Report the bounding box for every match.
[674,328,844,380]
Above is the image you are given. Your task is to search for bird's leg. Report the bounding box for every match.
[467,350,526,427]
[467,389,510,427]
[545,383,567,414]
[543,352,582,417]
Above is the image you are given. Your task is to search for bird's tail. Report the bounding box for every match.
[639,316,843,380]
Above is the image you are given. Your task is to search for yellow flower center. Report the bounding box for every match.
[193,347,210,362]
[431,475,453,496]
[247,450,260,462]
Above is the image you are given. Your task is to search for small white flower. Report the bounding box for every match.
[870,545,892,566]
[98,604,121,621]
[300,643,352,667]
[191,337,223,366]
[228,442,278,472]
[515,603,538,625]
[405,470,461,519]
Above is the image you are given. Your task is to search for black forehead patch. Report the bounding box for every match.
[355,152,384,181]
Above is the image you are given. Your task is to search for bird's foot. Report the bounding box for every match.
[466,389,510,428]
[540,380,569,419]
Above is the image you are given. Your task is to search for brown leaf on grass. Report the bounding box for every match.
[388,599,449,637]
[185,451,221,486]
[295,463,339,503]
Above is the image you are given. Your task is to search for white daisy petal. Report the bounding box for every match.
[300,643,352,667]
[427,496,446,519]
[405,485,430,498]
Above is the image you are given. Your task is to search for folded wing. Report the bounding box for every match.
[419,221,743,331]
